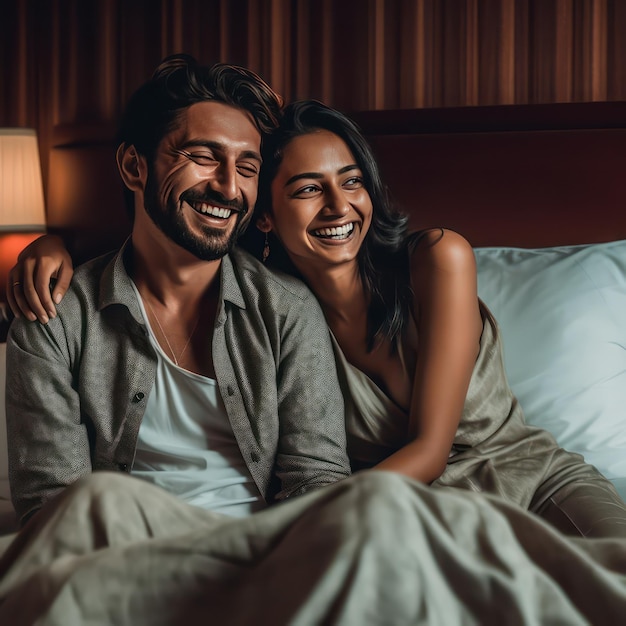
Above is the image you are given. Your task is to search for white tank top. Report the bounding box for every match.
[131,285,265,518]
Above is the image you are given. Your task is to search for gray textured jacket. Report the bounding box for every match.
[6,242,350,524]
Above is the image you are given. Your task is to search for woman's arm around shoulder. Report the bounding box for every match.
[7,234,74,324]
[375,228,483,482]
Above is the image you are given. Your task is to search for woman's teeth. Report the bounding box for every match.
[313,223,355,239]
[194,202,232,218]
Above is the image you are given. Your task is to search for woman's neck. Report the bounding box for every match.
[298,261,368,328]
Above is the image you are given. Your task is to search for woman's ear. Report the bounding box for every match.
[256,213,273,233]
[117,144,146,192]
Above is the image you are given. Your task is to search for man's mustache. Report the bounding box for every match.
[181,190,247,214]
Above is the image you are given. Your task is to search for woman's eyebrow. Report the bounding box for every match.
[284,172,323,187]
[284,164,359,187]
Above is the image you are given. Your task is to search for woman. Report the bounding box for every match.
[9,100,626,537]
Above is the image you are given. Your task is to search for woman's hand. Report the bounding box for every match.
[7,234,74,324]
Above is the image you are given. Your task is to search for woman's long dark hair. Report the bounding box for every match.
[239,100,414,351]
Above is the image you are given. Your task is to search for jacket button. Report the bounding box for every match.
[119,463,128,471]
[227,385,235,396]
[132,392,145,403]
[251,452,260,462]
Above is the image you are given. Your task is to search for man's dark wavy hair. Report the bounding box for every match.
[117,53,283,217]
[239,99,413,351]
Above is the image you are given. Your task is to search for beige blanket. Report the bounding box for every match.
[0,471,625,625]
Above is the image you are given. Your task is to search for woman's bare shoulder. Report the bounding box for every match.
[409,228,476,274]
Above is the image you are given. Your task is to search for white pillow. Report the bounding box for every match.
[475,240,626,500]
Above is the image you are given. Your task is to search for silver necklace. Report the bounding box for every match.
[143,297,200,366]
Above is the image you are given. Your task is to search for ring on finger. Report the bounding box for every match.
[13,281,21,286]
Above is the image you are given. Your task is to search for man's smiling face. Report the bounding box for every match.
[142,100,262,261]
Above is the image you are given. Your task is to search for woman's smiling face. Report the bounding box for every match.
[264,129,373,271]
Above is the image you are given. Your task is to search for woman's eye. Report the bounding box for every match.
[344,176,364,188]
[293,184,320,196]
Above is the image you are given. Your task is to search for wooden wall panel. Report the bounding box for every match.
[607,0,626,101]
[2,0,626,208]
[4,0,626,123]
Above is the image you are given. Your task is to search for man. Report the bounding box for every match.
[5,54,350,525]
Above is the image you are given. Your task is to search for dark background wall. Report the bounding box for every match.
[1,0,625,257]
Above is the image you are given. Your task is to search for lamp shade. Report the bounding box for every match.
[0,128,46,231]
[0,128,47,312]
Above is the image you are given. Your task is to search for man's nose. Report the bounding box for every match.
[211,161,238,201]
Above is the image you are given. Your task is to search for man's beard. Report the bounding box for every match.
[143,174,250,261]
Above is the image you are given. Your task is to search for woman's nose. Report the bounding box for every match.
[325,188,351,215]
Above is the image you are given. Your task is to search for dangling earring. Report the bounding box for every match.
[262,232,270,263]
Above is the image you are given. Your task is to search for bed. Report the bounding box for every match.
[1,102,626,622]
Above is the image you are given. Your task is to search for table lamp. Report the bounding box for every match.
[0,128,47,337]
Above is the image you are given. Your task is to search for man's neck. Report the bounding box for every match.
[129,231,223,306]
[128,234,224,378]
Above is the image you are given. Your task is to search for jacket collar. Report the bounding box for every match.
[97,238,246,325]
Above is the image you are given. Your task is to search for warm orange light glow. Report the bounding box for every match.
[0,233,44,302]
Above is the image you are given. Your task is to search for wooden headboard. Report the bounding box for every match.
[45,101,626,264]
[46,123,130,265]
[351,101,626,248]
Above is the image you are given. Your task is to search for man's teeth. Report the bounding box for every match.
[313,223,355,239]
[194,202,232,218]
